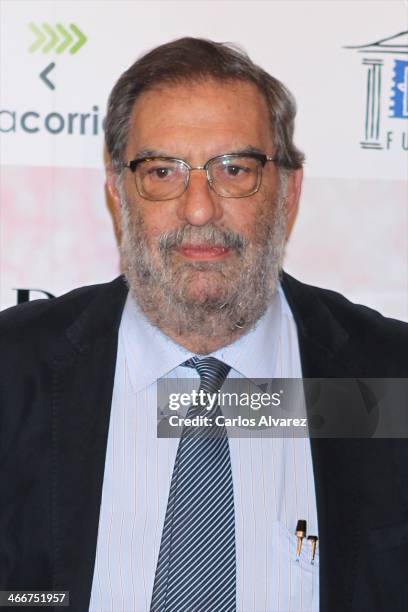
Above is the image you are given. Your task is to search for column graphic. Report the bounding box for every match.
[361,59,383,149]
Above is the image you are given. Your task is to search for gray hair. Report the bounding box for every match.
[105,37,304,173]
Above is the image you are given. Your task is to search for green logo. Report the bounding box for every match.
[28,23,87,55]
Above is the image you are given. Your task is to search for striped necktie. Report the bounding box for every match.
[150,356,236,612]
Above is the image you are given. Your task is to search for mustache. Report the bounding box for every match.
[158,225,246,254]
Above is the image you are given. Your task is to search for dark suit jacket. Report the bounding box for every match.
[0,273,407,612]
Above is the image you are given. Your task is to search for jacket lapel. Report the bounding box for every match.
[282,272,361,611]
[51,277,128,610]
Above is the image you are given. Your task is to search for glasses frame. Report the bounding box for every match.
[121,152,277,200]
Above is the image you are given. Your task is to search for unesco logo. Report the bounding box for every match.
[345,31,408,152]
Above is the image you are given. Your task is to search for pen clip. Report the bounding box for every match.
[295,519,307,561]
[307,535,318,564]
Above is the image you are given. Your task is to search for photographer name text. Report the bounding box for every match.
[168,415,307,428]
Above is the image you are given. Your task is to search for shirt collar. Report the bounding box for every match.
[121,286,285,394]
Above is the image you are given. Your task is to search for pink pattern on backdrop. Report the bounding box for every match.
[0,165,120,309]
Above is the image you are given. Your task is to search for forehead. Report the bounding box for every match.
[125,78,273,160]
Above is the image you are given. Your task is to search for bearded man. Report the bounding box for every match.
[1,38,407,612]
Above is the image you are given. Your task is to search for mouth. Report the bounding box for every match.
[176,244,232,261]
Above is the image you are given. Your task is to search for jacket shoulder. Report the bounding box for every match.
[282,273,408,375]
[0,276,127,351]
[283,272,407,333]
[320,286,404,336]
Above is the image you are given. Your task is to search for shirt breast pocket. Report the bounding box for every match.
[266,521,319,612]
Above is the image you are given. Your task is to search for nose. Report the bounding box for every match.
[176,169,223,226]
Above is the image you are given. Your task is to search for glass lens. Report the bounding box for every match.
[135,158,188,200]
[209,155,261,197]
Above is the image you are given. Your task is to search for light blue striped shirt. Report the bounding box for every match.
[89,286,319,612]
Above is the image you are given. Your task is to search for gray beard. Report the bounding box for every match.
[119,179,288,342]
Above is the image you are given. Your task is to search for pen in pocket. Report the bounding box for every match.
[295,520,307,561]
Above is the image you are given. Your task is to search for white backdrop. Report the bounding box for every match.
[1,0,407,319]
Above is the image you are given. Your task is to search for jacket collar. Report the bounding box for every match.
[281,271,351,376]
[65,275,128,354]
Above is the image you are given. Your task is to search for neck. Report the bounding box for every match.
[153,322,249,355]
[130,289,257,354]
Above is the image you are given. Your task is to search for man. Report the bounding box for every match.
[0,37,407,612]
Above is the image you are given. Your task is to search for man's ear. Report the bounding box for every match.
[285,167,303,239]
[106,168,122,230]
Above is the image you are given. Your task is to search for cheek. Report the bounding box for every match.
[132,202,177,240]
[222,194,275,238]
[124,177,178,238]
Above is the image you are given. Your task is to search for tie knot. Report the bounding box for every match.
[183,356,231,394]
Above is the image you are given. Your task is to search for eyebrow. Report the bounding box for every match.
[130,148,170,160]
[232,145,267,156]
[130,145,268,161]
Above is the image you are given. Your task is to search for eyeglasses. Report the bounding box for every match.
[121,152,276,201]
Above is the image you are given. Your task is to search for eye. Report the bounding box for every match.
[147,166,174,179]
[225,165,242,176]
[224,163,251,177]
